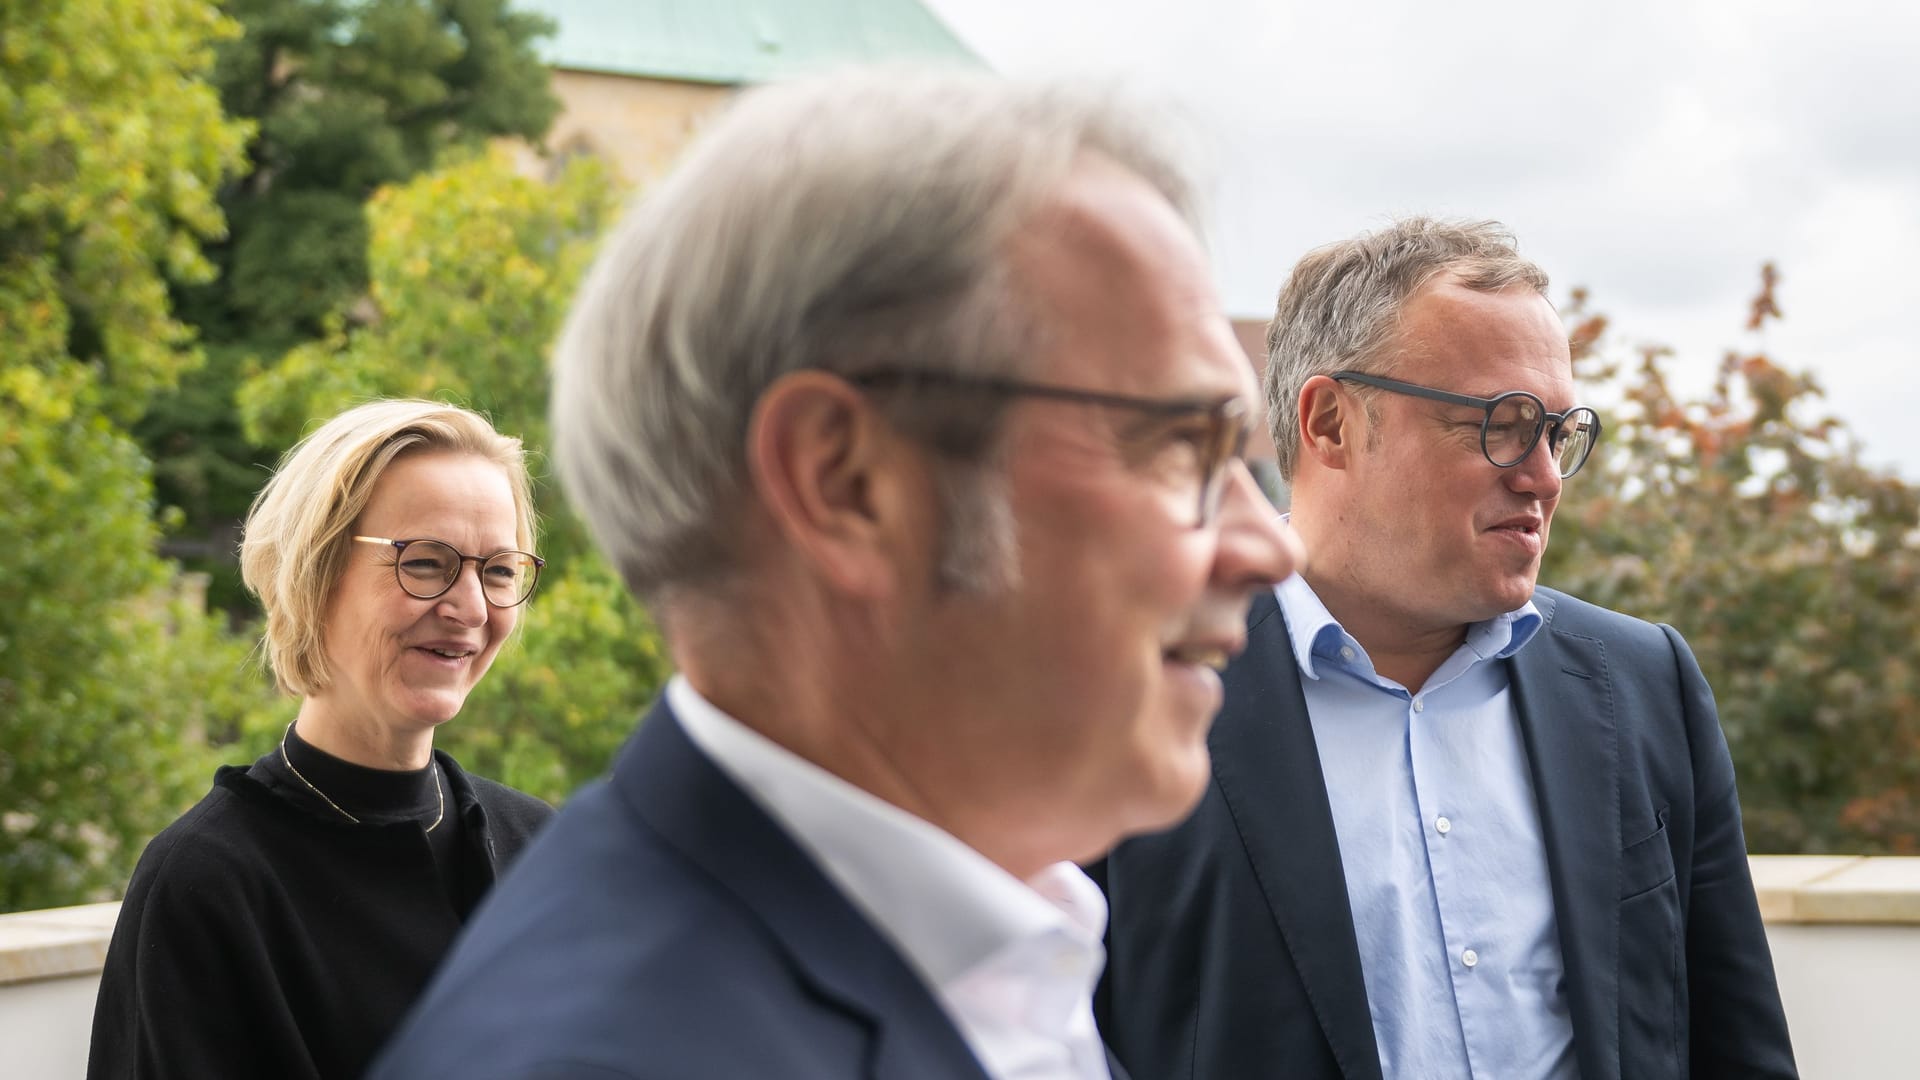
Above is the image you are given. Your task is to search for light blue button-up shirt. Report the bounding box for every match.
[1275,573,1577,1080]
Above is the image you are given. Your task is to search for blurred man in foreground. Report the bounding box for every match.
[372,67,1302,1080]
[1096,218,1796,1080]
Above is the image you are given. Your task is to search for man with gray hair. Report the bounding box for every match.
[371,67,1302,1079]
[1096,218,1796,1079]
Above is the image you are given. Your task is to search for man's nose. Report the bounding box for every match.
[1211,461,1305,588]
[1505,432,1565,501]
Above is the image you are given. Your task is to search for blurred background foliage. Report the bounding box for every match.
[1544,270,1920,854]
[230,144,666,804]
[2,0,263,912]
[134,0,561,606]
[1,0,661,912]
[3,0,1918,914]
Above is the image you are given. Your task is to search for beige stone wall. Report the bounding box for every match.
[509,70,734,185]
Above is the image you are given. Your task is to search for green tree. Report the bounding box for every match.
[192,0,559,344]
[1,0,275,911]
[0,397,267,907]
[238,148,668,802]
[138,0,560,569]
[1544,267,1920,853]
[238,147,609,456]
[1,0,249,421]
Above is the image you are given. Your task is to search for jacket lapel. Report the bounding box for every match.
[1507,589,1621,1080]
[613,702,992,1080]
[1210,592,1383,1080]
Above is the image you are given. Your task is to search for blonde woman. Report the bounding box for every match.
[89,400,554,1080]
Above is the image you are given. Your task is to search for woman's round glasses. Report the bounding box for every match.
[1331,371,1602,478]
[352,536,545,608]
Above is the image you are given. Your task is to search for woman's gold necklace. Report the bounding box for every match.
[279,722,444,833]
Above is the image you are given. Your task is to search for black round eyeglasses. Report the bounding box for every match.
[1331,371,1602,478]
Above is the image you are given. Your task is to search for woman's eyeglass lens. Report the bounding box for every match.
[353,537,543,607]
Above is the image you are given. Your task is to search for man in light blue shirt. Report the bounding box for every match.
[1281,567,1570,1076]
[1097,218,1797,1079]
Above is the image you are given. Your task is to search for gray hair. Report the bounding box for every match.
[1264,217,1550,481]
[552,66,1202,600]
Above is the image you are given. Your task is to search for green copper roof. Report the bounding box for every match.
[515,0,982,84]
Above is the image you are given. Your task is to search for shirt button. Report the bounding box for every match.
[1462,948,1479,968]
[1412,697,1425,713]
[1435,816,1452,835]
[1339,645,1356,661]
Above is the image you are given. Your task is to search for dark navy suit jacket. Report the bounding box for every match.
[1094,587,1797,1080]
[371,700,998,1079]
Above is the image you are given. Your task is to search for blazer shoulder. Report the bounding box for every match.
[376,790,875,1078]
[1534,585,1677,649]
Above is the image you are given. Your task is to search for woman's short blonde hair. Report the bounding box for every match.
[239,399,536,696]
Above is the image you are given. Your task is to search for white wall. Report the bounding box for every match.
[1,973,99,1080]
[9,860,1920,1078]
[1767,921,1920,1078]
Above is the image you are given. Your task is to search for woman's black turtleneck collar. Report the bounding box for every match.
[280,724,441,826]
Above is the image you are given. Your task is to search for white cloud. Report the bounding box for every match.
[925,0,1920,479]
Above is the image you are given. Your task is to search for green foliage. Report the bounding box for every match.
[192,0,561,343]
[240,147,666,803]
[447,559,672,803]
[0,0,276,912]
[238,147,618,457]
[1543,268,1920,853]
[0,374,277,912]
[142,0,561,560]
[0,0,251,423]
[138,343,276,528]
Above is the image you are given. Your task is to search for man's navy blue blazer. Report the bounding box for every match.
[370,700,997,1079]
[1093,586,1797,1080]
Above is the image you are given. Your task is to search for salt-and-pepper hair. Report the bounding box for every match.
[239,399,535,696]
[551,66,1203,602]
[1264,217,1551,481]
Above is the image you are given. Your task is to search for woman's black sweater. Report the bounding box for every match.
[86,739,553,1079]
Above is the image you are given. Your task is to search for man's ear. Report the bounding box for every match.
[1298,375,1358,471]
[745,371,913,598]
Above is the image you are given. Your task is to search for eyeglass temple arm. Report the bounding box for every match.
[850,369,1231,417]
[352,535,544,567]
[1331,372,1500,411]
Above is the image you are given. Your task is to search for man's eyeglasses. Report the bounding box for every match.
[1330,371,1602,478]
[846,368,1253,529]
[352,536,546,608]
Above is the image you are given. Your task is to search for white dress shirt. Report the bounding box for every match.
[668,676,1113,1080]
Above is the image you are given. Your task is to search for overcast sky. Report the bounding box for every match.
[923,0,1920,480]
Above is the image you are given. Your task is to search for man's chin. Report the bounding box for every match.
[1127,755,1214,839]
[1481,564,1543,608]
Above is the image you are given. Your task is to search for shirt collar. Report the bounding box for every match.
[1274,571,1356,680]
[1271,575,1544,680]
[1470,601,1544,660]
[665,676,1107,990]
